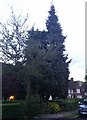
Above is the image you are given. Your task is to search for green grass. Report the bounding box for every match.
[2,100,21,104]
[2,102,22,119]
[2,103,20,106]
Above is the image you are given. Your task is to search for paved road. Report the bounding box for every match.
[32,109,87,120]
[1,115,87,120]
[32,119,87,120]
[36,110,78,119]
[32,117,87,120]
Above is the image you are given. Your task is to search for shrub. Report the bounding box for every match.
[48,101,61,113]
[40,102,52,114]
[22,94,44,118]
[62,98,78,111]
[53,98,79,111]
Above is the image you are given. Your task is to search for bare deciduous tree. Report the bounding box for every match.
[0,9,28,64]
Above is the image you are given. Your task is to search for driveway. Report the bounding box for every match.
[32,110,87,120]
[34,110,77,119]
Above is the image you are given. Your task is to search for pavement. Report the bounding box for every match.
[33,110,78,119]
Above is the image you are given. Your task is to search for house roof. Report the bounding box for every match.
[68,78,84,90]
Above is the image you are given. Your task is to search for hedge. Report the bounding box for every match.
[52,98,79,111]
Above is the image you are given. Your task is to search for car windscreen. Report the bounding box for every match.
[83,101,87,105]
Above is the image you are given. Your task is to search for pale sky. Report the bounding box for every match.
[0,0,86,81]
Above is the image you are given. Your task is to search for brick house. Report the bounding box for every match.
[68,78,86,99]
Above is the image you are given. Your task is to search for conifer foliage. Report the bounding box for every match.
[25,4,71,99]
[44,4,71,98]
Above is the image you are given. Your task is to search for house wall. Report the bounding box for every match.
[68,80,85,99]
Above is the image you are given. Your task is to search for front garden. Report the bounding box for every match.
[2,95,80,119]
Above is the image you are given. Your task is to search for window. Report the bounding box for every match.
[77,89,80,93]
[77,95,82,99]
[68,89,70,93]
[71,89,73,93]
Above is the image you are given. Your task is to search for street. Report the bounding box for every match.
[32,116,87,120]
[73,117,87,120]
[32,118,87,120]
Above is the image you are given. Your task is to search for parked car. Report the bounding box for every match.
[78,99,87,117]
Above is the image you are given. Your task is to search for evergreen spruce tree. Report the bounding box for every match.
[45,4,71,98]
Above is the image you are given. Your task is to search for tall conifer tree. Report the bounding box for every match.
[45,4,71,98]
[24,4,71,99]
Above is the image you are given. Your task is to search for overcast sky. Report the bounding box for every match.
[0,0,86,81]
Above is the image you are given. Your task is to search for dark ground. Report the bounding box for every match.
[1,117,87,120]
[32,117,87,120]
[32,116,87,120]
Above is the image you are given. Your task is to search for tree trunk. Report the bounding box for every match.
[26,80,30,100]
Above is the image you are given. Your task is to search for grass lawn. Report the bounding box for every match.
[2,101,23,119]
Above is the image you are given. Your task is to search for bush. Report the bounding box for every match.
[48,101,61,113]
[22,94,44,118]
[53,98,79,111]
[40,102,52,114]
[62,98,79,111]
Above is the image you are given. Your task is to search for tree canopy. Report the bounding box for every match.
[24,4,71,99]
[1,4,71,100]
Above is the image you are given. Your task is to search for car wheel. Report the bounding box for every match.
[79,113,83,117]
